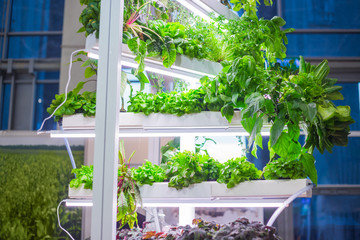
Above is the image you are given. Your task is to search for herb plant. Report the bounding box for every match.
[69,165,94,189]
[47,81,96,122]
[263,158,307,180]
[78,0,101,38]
[127,88,207,116]
[217,157,262,188]
[166,151,220,190]
[131,160,167,185]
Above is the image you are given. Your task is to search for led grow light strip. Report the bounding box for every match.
[49,129,272,138]
[142,202,283,208]
[65,199,93,207]
[174,0,213,22]
[141,198,285,208]
[61,198,283,208]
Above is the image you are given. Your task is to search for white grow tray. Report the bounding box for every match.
[68,179,312,200]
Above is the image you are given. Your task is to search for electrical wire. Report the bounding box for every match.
[37,49,86,133]
[57,199,76,240]
[266,184,314,227]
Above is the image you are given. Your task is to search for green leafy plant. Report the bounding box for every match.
[263,158,307,180]
[73,51,98,78]
[47,81,96,122]
[217,157,262,188]
[131,160,167,185]
[78,0,101,38]
[69,165,94,189]
[166,151,221,190]
[117,140,141,229]
[160,137,180,164]
[127,88,207,116]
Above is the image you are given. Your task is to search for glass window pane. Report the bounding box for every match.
[257,1,277,19]
[293,195,360,240]
[1,83,11,130]
[286,33,360,57]
[0,0,6,32]
[37,71,60,81]
[34,82,58,130]
[7,35,62,58]
[0,36,3,57]
[314,137,360,184]
[283,0,360,29]
[10,0,64,32]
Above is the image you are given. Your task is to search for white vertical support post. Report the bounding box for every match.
[179,136,195,226]
[91,0,124,239]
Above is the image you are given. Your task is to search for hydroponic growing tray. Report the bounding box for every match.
[68,179,312,199]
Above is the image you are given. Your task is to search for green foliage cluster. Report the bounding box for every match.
[217,156,262,188]
[263,157,307,180]
[127,88,207,116]
[131,160,167,186]
[166,151,221,190]
[78,0,101,38]
[70,165,94,189]
[68,0,355,186]
[47,81,96,122]
[132,151,265,190]
[0,148,83,239]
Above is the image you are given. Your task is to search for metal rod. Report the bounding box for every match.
[2,79,58,84]
[2,0,12,59]
[6,31,62,36]
[0,75,3,128]
[289,29,360,34]
[60,124,77,173]
[7,73,14,129]
[29,59,35,130]
[277,0,282,19]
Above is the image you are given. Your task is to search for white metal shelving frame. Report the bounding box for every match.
[73,1,315,239]
[90,0,123,239]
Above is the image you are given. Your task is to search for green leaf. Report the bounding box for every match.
[270,118,285,147]
[317,104,336,121]
[72,81,85,95]
[288,124,300,141]
[120,71,128,97]
[242,92,265,118]
[127,38,139,53]
[299,56,306,73]
[84,67,96,78]
[326,91,344,100]
[301,153,318,185]
[271,16,286,27]
[77,26,86,33]
[300,102,317,123]
[81,59,92,67]
[221,104,234,122]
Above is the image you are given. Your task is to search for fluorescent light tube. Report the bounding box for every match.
[175,0,213,22]
[87,51,99,60]
[65,199,93,207]
[49,130,271,138]
[142,202,283,208]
